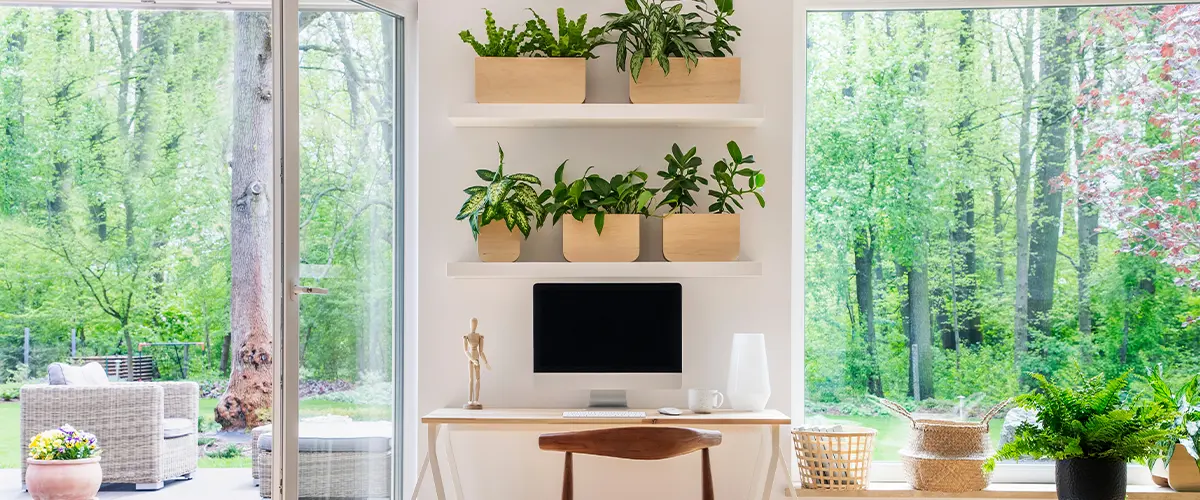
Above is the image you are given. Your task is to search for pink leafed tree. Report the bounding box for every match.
[1068,5,1200,289]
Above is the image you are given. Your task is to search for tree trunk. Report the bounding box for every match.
[854,226,882,397]
[1013,9,1036,373]
[1028,7,1074,355]
[898,263,914,398]
[1075,41,1102,364]
[910,261,934,400]
[47,10,74,222]
[220,332,232,375]
[217,12,274,430]
[953,10,982,346]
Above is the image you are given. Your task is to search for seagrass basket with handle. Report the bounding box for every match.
[876,398,1011,492]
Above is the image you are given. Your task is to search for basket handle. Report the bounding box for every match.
[871,397,914,424]
[979,398,1012,426]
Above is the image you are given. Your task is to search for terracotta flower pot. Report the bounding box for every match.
[26,458,102,500]
[629,57,741,104]
[662,213,740,262]
[477,221,521,262]
[562,214,640,262]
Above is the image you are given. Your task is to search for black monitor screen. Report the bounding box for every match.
[533,283,683,373]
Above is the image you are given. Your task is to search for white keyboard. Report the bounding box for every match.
[562,410,647,418]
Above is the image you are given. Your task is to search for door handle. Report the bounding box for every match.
[293,285,329,296]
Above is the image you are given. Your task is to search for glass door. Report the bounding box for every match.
[275,0,403,497]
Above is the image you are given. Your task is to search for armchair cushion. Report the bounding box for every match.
[47,362,109,386]
[258,421,392,453]
[163,418,193,439]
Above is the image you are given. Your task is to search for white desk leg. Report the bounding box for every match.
[445,425,464,500]
[761,425,782,500]
[775,426,798,498]
[428,424,447,500]
[408,453,430,500]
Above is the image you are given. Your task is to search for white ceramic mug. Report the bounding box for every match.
[688,389,725,414]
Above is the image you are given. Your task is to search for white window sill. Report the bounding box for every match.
[786,483,1200,499]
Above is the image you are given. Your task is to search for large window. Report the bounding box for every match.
[804,3,1200,464]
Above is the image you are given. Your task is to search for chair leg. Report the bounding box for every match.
[562,452,573,500]
[136,482,165,491]
[701,448,714,500]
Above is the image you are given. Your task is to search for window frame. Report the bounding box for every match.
[792,0,1175,485]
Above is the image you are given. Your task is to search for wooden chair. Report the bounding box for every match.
[538,427,723,500]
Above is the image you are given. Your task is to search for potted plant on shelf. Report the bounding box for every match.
[456,144,551,262]
[25,425,102,500]
[604,0,741,103]
[656,140,764,261]
[1145,366,1200,491]
[461,8,605,104]
[544,162,653,262]
[985,372,1178,500]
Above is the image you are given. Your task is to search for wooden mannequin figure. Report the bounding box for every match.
[463,318,490,410]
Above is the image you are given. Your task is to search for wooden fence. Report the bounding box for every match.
[70,356,157,381]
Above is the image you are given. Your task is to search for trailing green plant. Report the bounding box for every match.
[460,9,530,57]
[206,444,243,459]
[456,144,550,240]
[544,162,654,235]
[984,372,1179,472]
[522,8,606,58]
[655,140,764,214]
[1144,365,1200,471]
[697,0,740,56]
[603,0,707,82]
[708,140,764,213]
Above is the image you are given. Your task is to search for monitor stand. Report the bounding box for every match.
[587,390,628,408]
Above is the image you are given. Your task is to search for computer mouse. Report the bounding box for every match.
[657,407,682,416]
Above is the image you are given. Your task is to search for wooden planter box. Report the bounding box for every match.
[629,57,741,104]
[562,214,640,262]
[1168,443,1200,491]
[662,213,740,262]
[477,222,520,262]
[475,57,586,104]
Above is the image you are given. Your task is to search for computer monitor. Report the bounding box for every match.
[533,283,683,407]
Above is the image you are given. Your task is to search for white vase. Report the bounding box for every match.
[727,333,771,411]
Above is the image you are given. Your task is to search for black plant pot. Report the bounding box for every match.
[1055,459,1127,500]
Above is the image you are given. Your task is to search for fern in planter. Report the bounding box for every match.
[655,140,764,214]
[984,371,1179,472]
[460,9,530,57]
[456,144,551,239]
[543,162,654,235]
[522,8,607,58]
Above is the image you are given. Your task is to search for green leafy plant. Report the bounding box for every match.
[984,372,1179,472]
[1144,365,1200,471]
[656,140,763,214]
[456,144,550,239]
[522,8,606,58]
[460,9,530,57]
[206,444,243,459]
[697,0,740,57]
[603,0,707,82]
[544,162,654,235]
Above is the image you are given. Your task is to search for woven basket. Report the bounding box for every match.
[792,426,877,490]
[877,398,1010,493]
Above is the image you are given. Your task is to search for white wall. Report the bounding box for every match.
[414,0,795,498]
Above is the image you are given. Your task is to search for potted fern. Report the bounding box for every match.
[604,0,741,103]
[544,162,653,262]
[656,140,764,261]
[456,144,551,262]
[461,8,604,104]
[985,372,1178,500]
[1145,366,1200,491]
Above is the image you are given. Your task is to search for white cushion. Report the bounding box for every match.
[47,362,110,386]
[258,421,391,453]
[163,418,193,439]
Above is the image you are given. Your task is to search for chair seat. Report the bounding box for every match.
[258,421,392,453]
[163,418,193,439]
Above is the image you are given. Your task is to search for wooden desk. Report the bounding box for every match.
[412,408,796,500]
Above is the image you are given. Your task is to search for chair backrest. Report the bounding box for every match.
[539,426,722,460]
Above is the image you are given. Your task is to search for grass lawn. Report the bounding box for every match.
[1,398,390,469]
[813,414,1003,462]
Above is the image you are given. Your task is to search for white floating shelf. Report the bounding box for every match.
[447,261,762,279]
[449,104,764,128]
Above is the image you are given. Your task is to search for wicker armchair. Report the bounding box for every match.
[20,382,199,491]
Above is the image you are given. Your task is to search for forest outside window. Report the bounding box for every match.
[803,3,1200,467]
